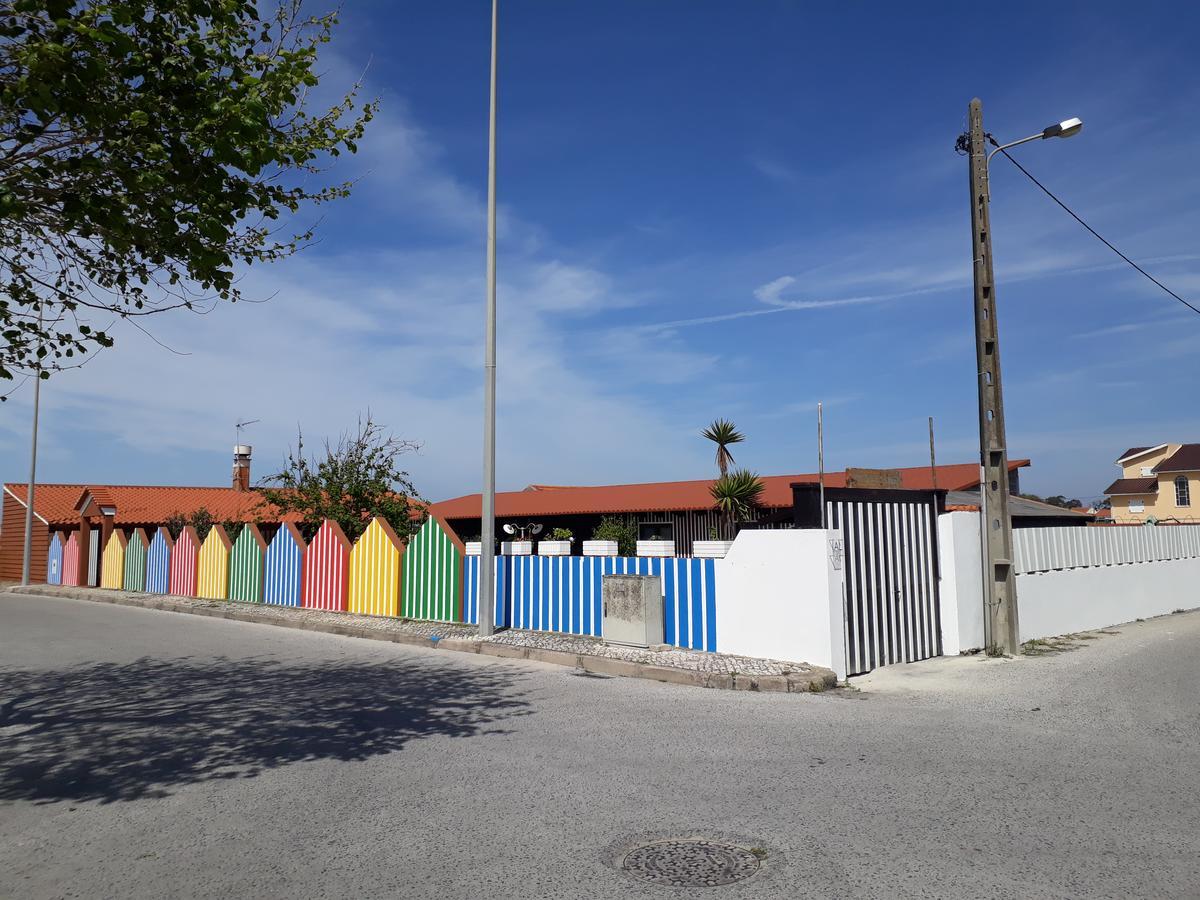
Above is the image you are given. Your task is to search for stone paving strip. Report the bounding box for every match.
[6,584,836,693]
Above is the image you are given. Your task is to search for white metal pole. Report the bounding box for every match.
[818,401,825,529]
[20,305,43,586]
[478,0,498,637]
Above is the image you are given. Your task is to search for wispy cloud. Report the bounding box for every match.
[748,154,801,185]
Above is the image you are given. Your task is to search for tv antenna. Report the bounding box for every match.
[235,418,260,446]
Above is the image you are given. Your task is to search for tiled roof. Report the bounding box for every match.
[944,491,1093,519]
[431,460,1030,519]
[1116,446,1153,462]
[4,483,287,527]
[1103,477,1158,496]
[1153,443,1200,473]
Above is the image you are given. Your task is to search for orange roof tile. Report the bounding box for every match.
[4,483,289,527]
[430,460,1029,519]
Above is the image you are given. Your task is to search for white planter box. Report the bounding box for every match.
[501,541,532,556]
[464,541,482,556]
[537,540,572,556]
[692,540,734,559]
[637,540,675,558]
[583,540,619,557]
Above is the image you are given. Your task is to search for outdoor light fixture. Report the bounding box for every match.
[988,115,1083,164]
[1043,117,1083,139]
[502,522,543,540]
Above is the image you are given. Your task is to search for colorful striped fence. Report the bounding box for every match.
[228,525,267,603]
[123,528,149,592]
[169,526,199,597]
[304,519,350,611]
[146,527,172,594]
[100,529,127,590]
[46,533,63,585]
[349,517,403,617]
[263,522,305,607]
[402,516,462,622]
[197,526,231,600]
[62,532,79,586]
[463,555,718,651]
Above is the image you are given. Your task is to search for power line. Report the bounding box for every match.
[992,142,1200,317]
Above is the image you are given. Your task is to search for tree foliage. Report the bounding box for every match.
[701,418,744,477]
[710,468,765,526]
[259,415,424,544]
[165,506,214,540]
[590,515,637,557]
[0,0,375,382]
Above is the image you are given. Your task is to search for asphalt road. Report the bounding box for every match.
[1,592,1198,899]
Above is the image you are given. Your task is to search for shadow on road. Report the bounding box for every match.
[0,655,532,804]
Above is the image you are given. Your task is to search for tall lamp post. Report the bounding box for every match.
[20,304,44,586]
[479,0,499,637]
[964,98,1082,653]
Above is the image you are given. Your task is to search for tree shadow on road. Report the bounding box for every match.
[0,655,532,805]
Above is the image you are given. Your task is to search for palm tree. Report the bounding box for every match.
[710,468,765,535]
[701,418,745,477]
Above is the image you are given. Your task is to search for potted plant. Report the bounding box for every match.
[636,524,675,557]
[693,525,734,559]
[584,515,634,556]
[537,527,573,556]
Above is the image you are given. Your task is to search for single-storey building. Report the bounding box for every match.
[430,459,1035,556]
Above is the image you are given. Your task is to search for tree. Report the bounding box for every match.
[165,506,214,540]
[258,415,424,543]
[701,418,744,477]
[0,0,375,383]
[710,468,765,534]
[590,515,638,557]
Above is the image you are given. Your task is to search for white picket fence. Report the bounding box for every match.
[1013,525,1200,575]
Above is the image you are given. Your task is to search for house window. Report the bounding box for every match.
[1176,476,1191,508]
[638,522,674,542]
[1140,466,1154,477]
[1129,498,1145,513]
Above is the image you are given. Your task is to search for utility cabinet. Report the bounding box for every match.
[602,574,663,648]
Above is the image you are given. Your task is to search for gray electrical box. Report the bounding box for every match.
[602,574,663,648]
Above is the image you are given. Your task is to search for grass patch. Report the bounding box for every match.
[1021,635,1085,656]
[749,847,768,860]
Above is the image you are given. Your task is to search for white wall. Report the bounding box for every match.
[937,512,985,654]
[937,511,1200,646]
[1017,557,1200,640]
[714,529,846,679]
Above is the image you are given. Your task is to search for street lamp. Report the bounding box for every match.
[988,117,1083,165]
[963,99,1082,655]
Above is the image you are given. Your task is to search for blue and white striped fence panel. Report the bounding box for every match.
[146,528,172,594]
[46,533,63,585]
[263,523,305,607]
[463,555,717,652]
[463,555,510,629]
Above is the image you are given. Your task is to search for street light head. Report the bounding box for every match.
[1042,117,1083,139]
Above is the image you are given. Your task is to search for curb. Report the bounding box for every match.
[4,585,838,694]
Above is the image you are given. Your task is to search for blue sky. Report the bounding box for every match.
[3,1,1199,504]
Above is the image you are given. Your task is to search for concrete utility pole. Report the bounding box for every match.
[966,98,1019,654]
[479,0,499,637]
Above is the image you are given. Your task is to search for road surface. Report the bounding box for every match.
[1,591,1197,898]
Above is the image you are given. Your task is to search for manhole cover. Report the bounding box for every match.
[621,838,761,887]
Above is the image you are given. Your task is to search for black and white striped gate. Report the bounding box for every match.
[793,485,944,676]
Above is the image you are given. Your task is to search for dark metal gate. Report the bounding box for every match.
[793,485,944,676]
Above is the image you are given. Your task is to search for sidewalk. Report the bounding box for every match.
[5,584,836,693]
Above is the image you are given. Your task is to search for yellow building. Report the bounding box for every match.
[1105,443,1200,524]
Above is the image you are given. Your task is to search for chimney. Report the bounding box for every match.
[233,445,252,492]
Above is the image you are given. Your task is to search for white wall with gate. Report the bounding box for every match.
[938,513,1200,649]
